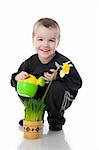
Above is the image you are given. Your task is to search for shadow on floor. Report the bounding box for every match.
[17,129,72,150]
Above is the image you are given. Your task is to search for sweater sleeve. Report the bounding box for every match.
[65,66,82,90]
[10,60,29,88]
[56,63,82,99]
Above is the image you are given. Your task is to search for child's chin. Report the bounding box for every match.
[39,53,50,58]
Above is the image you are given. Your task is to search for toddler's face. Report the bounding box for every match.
[33,25,59,63]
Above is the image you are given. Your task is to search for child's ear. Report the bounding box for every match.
[32,38,34,43]
[56,40,60,47]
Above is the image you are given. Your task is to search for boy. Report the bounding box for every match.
[11,18,82,131]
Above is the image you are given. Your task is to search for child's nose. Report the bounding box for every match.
[43,40,49,47]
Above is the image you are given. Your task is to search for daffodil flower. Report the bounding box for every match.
[60,61,73,78]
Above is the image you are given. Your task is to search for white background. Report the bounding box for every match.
[0,0,98,150]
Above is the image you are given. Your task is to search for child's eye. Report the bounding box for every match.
[49,39,55,42]
[38,39,43,41]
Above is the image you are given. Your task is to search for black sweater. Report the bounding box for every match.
[11,51,82,99]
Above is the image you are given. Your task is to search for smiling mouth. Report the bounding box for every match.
[40,49,50,52]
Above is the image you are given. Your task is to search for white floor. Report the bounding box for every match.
[17,120,72,150]
[0,86,98,150]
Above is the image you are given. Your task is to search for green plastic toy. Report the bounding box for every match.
[17,74,45,97]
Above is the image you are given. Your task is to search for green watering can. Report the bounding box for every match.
[17,74,45,97]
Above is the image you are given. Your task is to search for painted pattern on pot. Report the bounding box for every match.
[23,120,43,139]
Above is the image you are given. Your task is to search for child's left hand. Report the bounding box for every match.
[44,69,57,83]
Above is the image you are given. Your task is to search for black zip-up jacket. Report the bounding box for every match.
[11,51,82,99]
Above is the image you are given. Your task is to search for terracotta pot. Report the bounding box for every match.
[23,120,43,139]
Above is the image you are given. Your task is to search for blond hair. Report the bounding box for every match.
[32,18,60,40]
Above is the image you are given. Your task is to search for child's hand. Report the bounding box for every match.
[15,71,29,81]
[44,69,57,83]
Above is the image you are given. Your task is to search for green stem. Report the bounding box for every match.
[42,67,59,101]
[42,80,52,101]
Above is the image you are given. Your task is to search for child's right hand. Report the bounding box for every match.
[43,69,57,84]
[15,71,29,81]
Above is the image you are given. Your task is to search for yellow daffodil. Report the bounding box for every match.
[60,62,73,78]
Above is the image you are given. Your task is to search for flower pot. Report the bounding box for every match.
[23,120,43,139]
